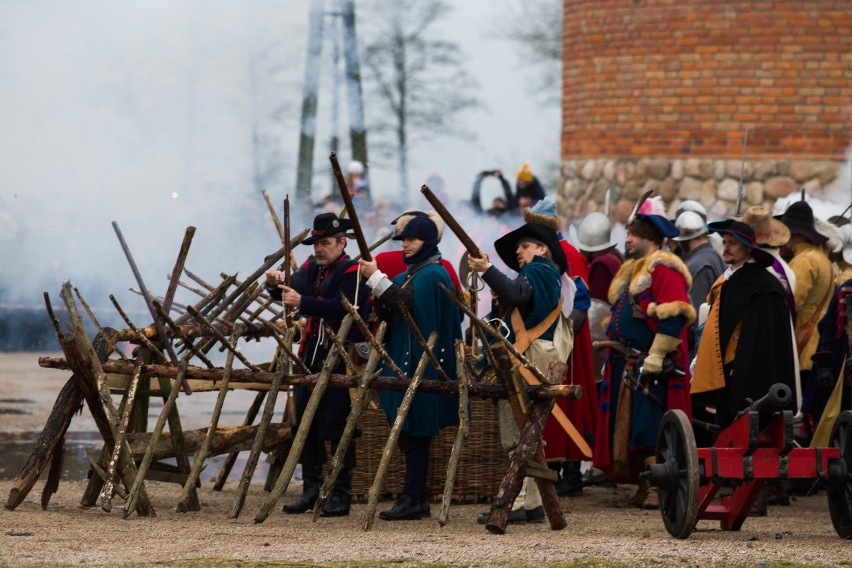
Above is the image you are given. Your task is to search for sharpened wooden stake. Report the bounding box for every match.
[177,331,240,513]
[438,340,470,526]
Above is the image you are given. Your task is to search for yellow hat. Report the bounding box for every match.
[516,163,533,183]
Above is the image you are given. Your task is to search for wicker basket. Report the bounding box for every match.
[348,398,506,502]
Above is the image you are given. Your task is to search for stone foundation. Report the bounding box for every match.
[557,157,843,224]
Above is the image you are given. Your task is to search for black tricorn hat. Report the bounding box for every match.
[302,212,354,245]
[494,222,567,274]
[774,201,828,246]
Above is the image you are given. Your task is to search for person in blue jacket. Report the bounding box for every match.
[359,211,462,520]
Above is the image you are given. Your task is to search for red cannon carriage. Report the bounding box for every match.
[645,383,852,539]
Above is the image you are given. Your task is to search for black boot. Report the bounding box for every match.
[557,461,583,497]
[379,494,423,521]
[283,466,321,514]
[321,467,352,517]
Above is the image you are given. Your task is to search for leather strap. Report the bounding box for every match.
[508,299,592,458]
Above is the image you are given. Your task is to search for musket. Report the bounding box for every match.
[420,184,482,259]
[283,195,293,328]
[261,189,286,245]
[735,127,750,216]
[420,184,482,352]
[330,152,371,261]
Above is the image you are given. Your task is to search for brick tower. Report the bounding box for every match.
[559,0,852,222]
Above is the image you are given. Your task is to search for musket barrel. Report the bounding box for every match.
[420,184,482,258]
[330,152,372,261]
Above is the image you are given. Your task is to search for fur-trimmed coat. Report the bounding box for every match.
[593,249,695,476]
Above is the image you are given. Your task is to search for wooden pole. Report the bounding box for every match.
[261,190,287,244]
[313,322,387,520]
[100,359,143,512]
[162,226,197,314]
[177,332,239,513]
[361,333,438,531]
[123,358,190,518]
[254,316,354,524]
[438,340,470,526]
[38,357,581,401]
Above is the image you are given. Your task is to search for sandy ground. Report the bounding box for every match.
[1,352,851,567]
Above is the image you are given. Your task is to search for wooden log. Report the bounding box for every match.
[123,424,291,460]
[254,317,353,524]
[438,340,470,526]
[484,360,569,535]
[5,379,82,510]
[40,430,64,510]
[362,333,438,532]
[313,323,387,520]
[163,226,196,314]
[39,357,581,401]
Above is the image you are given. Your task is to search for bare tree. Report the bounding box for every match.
[361,0,479,205]
[497,0,563,103]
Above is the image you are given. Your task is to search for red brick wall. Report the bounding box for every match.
[562,0,852,160]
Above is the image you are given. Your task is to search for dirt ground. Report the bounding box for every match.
[1,352,851,567]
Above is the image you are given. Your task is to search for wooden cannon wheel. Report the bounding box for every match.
[649,409,700,539]
[828,410,852,539]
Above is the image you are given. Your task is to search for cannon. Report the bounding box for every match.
[644,383,852,539]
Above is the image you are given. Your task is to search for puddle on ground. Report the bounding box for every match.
[0,431,273,484]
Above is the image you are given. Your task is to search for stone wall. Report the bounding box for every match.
[558,157,842,223]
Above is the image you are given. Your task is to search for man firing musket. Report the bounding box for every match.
[264,173,370,517]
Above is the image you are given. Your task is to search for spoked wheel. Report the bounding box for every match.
[649,409,700,539]
[828,411,852,539]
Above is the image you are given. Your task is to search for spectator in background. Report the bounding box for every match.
[471,169,515,217]
[515,163,546,210]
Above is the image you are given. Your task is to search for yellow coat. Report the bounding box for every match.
[789,242,833,370]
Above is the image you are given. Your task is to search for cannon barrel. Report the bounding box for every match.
[741,382,792,427]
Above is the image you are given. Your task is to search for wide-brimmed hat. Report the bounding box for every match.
[302,213,354,245]
[494,222,567,274]
[630,214,680,240]
[672,211,708,242]
[774,201,828,245]
[738,206,789,248]
[708,219,775,266]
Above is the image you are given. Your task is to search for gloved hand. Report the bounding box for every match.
[816,367,836,393]
[640,334,682,375]
[811,351,835,393]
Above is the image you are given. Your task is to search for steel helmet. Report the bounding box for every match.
[675,200,707,221]
[672,210,708,242]
[573,212,616,253]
